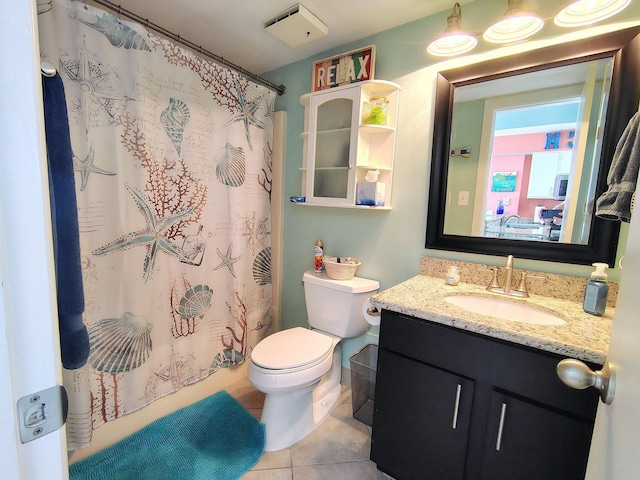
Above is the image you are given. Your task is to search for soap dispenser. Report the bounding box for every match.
[583,263,609,316]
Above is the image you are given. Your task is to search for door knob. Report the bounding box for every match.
[556,359,615,405]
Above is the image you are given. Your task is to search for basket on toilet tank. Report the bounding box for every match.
[323,256,361,280]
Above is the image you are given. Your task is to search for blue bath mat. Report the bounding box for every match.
[69,390,265,480]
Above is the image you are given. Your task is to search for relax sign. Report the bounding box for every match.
[312,45,376,92]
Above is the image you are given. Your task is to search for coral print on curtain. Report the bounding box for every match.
[38,0,275,449]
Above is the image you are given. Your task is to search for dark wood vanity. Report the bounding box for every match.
[370,309,601,480]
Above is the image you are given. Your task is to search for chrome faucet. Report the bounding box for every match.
[501,214,520,226]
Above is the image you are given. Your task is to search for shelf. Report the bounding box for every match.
[299,79,400,208]
[359,124,395,133]
[355,165,391,171]
[301,124,394,139]
[292,202,391,211]
[317,127,351,135]
[313,166,349,171]
[298,80,400,106]
[301,165,390,172]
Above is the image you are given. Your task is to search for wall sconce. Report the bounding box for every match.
[483,0,544,44]
[555,0,632,27]
[428,0,631,57]
[427,3,478,57]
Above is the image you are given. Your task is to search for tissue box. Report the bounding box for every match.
[356,182,386,206]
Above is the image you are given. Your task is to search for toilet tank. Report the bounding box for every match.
[302,270,379,338]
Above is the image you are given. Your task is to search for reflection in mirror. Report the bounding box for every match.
[427,27,640,265]
[444,58,613,245]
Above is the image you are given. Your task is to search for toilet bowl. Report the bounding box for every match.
[248,270,379,451]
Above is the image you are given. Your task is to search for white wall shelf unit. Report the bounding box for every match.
[297,79,400,209]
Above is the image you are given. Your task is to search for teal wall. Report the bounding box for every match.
[262,0,640,363]
[445,99,484,236]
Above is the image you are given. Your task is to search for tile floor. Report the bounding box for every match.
[226,376,393,480]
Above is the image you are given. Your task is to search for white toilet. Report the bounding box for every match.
[248,270,379,451]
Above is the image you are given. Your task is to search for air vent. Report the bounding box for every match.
[265,4,328,48]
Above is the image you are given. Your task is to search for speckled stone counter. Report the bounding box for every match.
[371,275,613,364]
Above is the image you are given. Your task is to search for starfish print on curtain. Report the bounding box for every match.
[225,79,265,150]
[93,184,193,282]
[213,242,241,278]
[73,142,116,191]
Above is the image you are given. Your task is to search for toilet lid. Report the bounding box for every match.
[251,327,333,370]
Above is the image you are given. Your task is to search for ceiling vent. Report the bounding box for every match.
[265,4,328,48]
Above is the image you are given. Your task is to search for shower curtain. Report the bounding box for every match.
[38,0,274,449]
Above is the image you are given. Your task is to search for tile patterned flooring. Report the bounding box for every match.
[226,376,393,480]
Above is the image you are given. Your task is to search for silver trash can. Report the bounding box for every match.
[349,344,378,426]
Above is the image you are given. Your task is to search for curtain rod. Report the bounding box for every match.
[88,0,286,96]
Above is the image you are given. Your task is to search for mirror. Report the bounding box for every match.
[427,27,640,265]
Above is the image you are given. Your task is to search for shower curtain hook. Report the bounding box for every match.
[83,0,88,10]
[118,5,122,24]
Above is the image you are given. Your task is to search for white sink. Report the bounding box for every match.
[444,294,567,326]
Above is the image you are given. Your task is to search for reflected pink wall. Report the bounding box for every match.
[487,130,573,218]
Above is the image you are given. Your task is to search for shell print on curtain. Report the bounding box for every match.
[37,0,275,450]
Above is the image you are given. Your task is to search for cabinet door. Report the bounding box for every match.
[306,88,359,204]
[480,391,594,480]
[527,152,559,198]
[371,349,474,480]
[527,151,573,199]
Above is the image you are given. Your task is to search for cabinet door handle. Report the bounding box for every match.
[495,402,507,451]
[452,383,462,430]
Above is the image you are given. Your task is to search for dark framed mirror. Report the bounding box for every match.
[426,27,640,265]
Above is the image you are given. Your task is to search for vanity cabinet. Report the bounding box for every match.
[370,310,599,480]
[299,80,400,208]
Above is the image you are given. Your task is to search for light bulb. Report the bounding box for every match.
[555,0,631,27]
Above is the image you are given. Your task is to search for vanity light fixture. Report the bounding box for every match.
[428,0,631,57]
[427,3,478,57]
[483,0,545,44]
[554,0,632,27]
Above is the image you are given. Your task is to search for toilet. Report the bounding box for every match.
[248,270,379,451]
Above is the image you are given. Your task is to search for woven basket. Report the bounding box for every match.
[323,257,361,280]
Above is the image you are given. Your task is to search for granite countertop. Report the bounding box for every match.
[371,275,613,364]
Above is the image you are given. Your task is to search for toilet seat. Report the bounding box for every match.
[251,327,333,373]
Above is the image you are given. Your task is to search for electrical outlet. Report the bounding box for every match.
[458,191,469,206]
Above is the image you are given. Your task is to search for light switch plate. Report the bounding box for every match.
[458,191,469,206]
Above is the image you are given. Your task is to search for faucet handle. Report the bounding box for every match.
[480,267,501,289]
[515,273,546,296]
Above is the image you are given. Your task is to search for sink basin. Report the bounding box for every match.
[444,295,567,326]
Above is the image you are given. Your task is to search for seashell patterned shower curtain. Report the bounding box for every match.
[38,0,274,449]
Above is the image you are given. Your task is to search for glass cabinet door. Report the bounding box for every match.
[307,88,359,204]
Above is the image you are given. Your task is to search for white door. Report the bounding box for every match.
[585,209,640,478]
[0,1,67,478]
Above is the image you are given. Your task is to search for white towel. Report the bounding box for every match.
[596,111,640,222]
